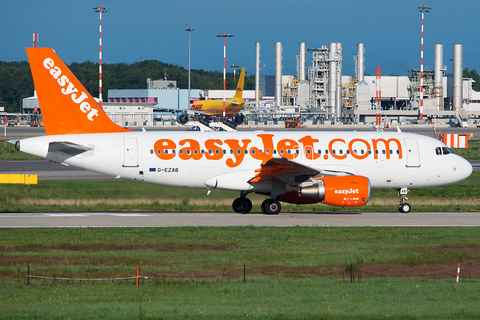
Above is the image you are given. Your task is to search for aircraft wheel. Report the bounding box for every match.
[398,203,411,213]
[232,197,252,214]
[261,199,281,215]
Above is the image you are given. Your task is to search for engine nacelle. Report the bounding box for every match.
[234,114,244,125]
[177,114,189,124]
[298,175,370,207]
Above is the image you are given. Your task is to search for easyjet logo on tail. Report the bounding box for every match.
[43,58,99,121]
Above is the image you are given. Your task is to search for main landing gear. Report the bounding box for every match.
[232,193,252,214]
[261,199,281,215]
[232,193,281,215]
[398,188,411,213]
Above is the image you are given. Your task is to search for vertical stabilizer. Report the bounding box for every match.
[26,47,132,135]
[233,68,245,100]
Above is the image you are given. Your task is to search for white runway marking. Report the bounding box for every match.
[42,213,89,217]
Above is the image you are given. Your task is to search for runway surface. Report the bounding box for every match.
[1,211,479,227]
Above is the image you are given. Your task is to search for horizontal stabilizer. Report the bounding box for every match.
[48,141,93,155]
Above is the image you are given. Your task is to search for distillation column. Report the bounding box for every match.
[255,42,261,107]
[298,42,309,108]
[328,42,338,121]
[434,44,443,111]
[336,43,342,120]
[452,44,463,111]
[275,42,283,107]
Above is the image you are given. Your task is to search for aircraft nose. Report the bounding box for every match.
[455,156,473,180]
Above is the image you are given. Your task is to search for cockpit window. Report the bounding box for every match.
[436,146,453,155]
[442,147,452,155]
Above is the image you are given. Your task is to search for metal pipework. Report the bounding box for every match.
[275,42,283,107]
[434,44,443,111]
[255,42,261,106]
[299,42,306,81]
[452,44,463,111]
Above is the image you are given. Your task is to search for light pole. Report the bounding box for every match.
[216,32,233,117]
[418,5,430,121]
[186,25,194,108]
[93,5,109,109]
[230,64,239,80]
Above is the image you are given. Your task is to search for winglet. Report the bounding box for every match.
[233,68,245,101]
[26,47,132,135]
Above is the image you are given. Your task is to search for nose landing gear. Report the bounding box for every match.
[398,188,411,213]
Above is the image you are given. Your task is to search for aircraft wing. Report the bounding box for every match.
[240,106,297,115]
[155,108,209,116]
[248,157,355,187]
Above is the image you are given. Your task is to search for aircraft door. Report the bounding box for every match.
[123,138,138,167]
[405,138,420,167]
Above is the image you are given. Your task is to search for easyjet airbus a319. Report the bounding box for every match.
[15,48,472,214]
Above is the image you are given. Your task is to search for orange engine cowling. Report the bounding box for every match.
[298,175,370,207]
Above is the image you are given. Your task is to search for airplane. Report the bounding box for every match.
[14,47,473,215]
[166,67,280,128]
[176,67,247,125]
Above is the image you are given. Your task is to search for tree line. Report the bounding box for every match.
[1,59,479,113]
[0,60,255,112]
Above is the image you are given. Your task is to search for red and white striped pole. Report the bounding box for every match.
[456,263,461,283]
[94,5,109,109]
[376,66,382,126]
[216,32,233,117]
[418,5,431,121]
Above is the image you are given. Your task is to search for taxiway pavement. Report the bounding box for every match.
[0,211,479,227]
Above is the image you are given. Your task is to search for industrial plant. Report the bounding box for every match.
[21,41,480,129]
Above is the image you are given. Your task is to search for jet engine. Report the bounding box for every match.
[234,114,244,125]
[297,175,370,207]
[177,113,189,124]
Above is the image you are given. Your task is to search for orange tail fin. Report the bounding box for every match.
[26,47,131,135]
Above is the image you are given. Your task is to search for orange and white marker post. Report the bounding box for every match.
[136,265,139,286]
[456,263,461,283]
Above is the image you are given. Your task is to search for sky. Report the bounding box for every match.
[1,0,479,78]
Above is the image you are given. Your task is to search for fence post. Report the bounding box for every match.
[243,265,246,284]
[350,264,353,283]
[456,263,461,283]
[136,265,140,286]
[27,265,30,286]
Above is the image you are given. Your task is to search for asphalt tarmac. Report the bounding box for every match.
[0,211,479,227]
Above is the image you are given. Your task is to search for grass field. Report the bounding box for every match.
[1,227,480,319]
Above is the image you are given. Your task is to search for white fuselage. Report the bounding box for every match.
[18,131,472,193]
